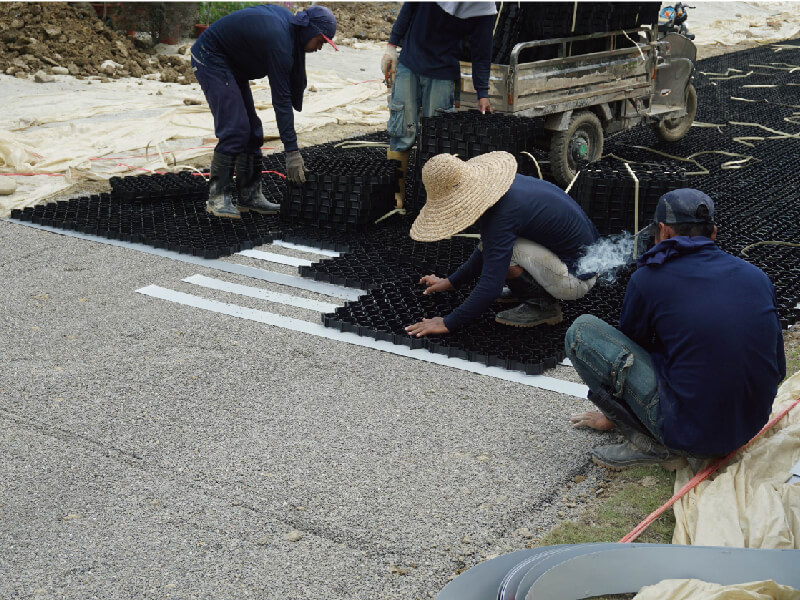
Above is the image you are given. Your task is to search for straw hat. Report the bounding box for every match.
[410,152,517,242]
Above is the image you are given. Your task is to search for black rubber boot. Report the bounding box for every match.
[206,151,240,219]
[235,153,280,214]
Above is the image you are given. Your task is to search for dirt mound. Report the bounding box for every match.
[0,2,194,84]
[328,2,401,43]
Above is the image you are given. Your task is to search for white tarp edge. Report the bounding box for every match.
[635,578,800,600]
[0,67,388,216]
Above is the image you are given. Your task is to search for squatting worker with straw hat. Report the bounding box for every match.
[382,2,496,205]
[405,152,600,337]
[566,189,785,470]
[191,5,338,219]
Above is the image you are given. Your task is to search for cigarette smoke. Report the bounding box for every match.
[576,233,636,283]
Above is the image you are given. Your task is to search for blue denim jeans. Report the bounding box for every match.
[387,63,455,152]
[565,314,664,443]
[191,41,263,156]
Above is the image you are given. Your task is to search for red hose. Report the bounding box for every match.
[619,396,800,543]
[191,170,286,179]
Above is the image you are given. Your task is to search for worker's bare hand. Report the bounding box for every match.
[570,411,616,431]
[419,274,454,294]
[405,317,449,337]
[478,97,493,114]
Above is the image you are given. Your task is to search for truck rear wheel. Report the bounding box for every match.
[651,84,697,142]
[550,111,604,188]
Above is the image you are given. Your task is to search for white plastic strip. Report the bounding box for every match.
[183,274,339,313]
[137,285,589,398]
[5,219,363,301]
[624,162,640,238]
[271,240,340,257]
[236,249,313,267]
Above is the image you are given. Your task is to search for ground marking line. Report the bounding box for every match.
[183,274,340,313]
[7,220,580,376]
[5,219,363,301]
[137,285,589,398]
[271,240,340,257]
[236,249,313,267]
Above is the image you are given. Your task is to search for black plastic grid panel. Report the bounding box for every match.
[10,42,800,375]
[311,41,800,373]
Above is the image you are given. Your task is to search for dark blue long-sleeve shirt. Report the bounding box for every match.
[202,5,301,151]
[619,237,786,456]
[389,2,493,99]
[444,175,599,330]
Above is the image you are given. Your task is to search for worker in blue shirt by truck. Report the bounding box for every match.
[404,152,600,336]
[566,189,786,470]
[191,5,338,219]
[381,2,496,205]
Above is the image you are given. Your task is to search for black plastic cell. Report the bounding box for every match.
[15,43,800,376]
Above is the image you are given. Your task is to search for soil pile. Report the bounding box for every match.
[0,2,194,84]
[329,2,400,43]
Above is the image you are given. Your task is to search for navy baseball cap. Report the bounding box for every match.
[654,188,715,224]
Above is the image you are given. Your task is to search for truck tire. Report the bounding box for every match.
[550,111,604,188]
[651,84,697,143]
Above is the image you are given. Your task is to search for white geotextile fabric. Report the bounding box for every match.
[671,370,800,549]
[0,68,388,216]
[635,578,800,599]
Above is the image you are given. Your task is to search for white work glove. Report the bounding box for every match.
[286,151,306,184]
[381,43,398,88]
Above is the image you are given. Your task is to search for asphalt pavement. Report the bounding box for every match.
[0,218,610,599]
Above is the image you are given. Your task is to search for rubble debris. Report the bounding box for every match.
[0,2,194,84]
[33,69,53,83]
[327,2,400,43]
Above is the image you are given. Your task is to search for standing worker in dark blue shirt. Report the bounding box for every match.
[566,189,786,470]
[191,5,338,219]
[382,2,496,205]
[404,152,600,337]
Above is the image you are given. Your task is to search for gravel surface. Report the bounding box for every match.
[0,218,604,599]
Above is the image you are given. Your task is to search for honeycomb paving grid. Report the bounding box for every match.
[9,42,800,374]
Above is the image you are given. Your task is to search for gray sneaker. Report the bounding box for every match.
[591,442,687,471]
[495,300,563,327]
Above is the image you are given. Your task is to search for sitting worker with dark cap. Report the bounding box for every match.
[405,152,600,337]
[566,189,786,470]
[191,5,338,218]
